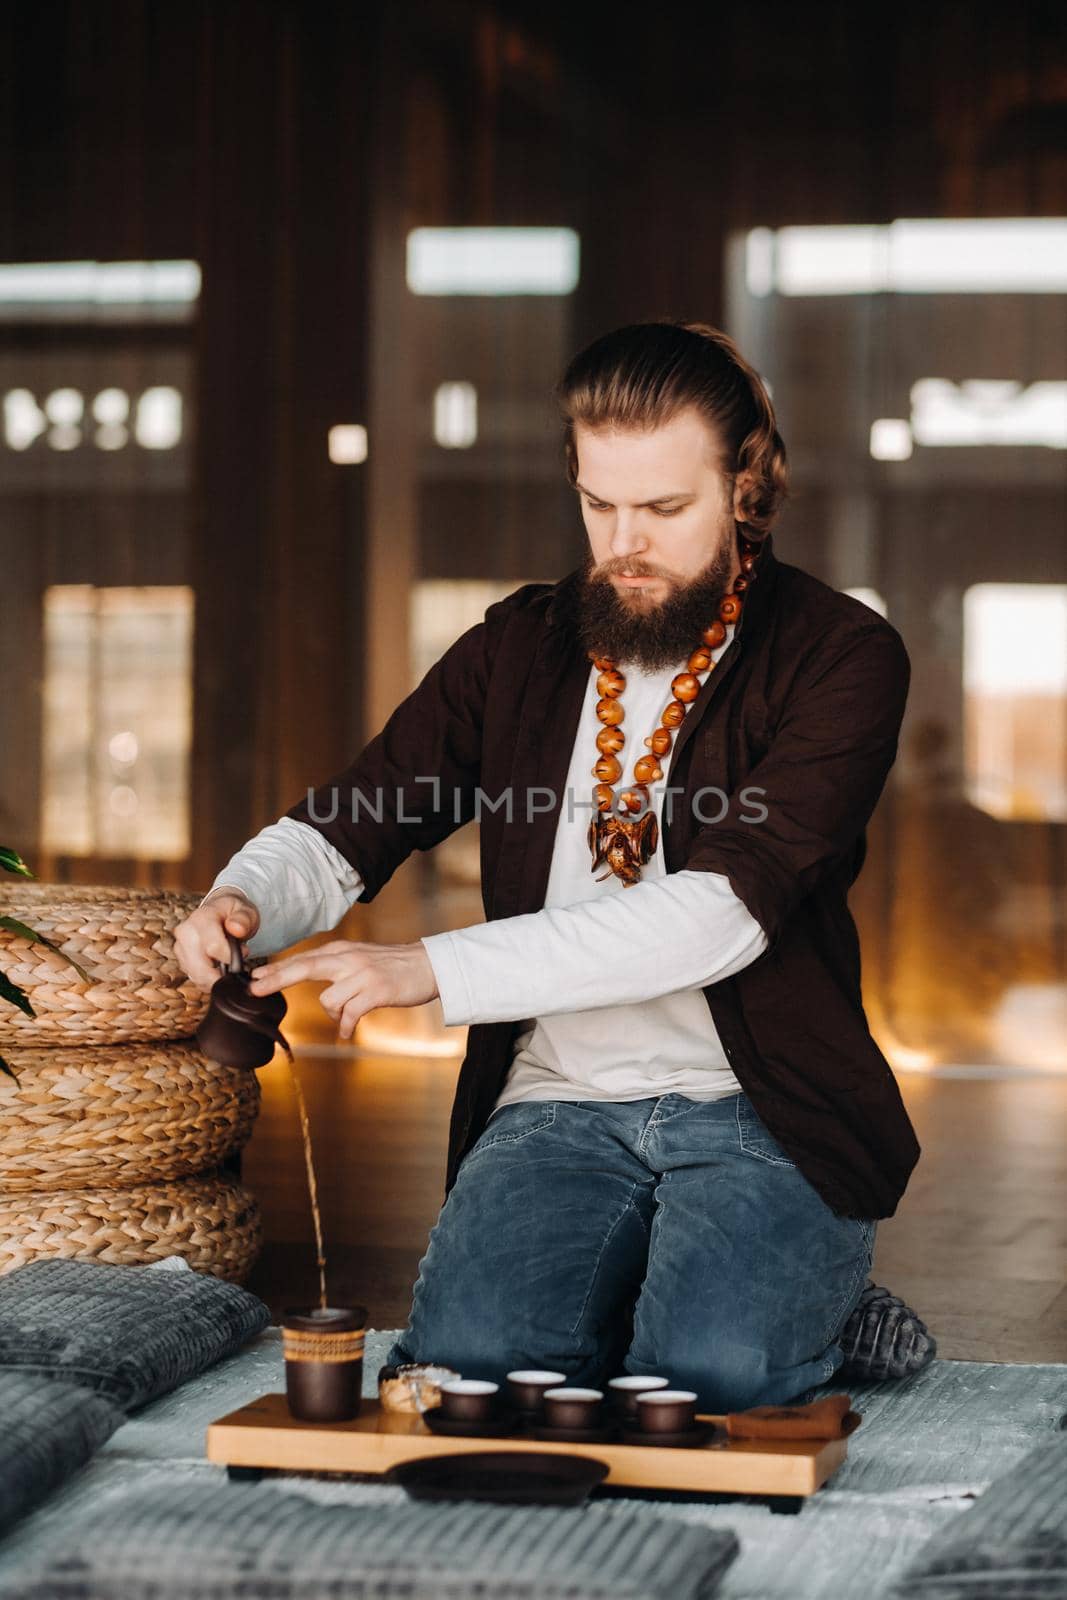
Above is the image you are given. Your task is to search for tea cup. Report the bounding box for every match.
[541,1387,604,1429]
[607,1374,671,1420]
[438,1379,499,1423]
[506,1369,567,1414]
[282,1305,366,1422]
[635,1388,699,1434]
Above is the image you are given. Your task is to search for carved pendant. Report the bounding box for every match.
[587,807,660,887]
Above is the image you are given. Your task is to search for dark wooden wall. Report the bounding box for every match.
[1,1,376,886]
[2,0,1064,895]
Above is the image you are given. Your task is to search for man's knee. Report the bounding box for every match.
[390,1269,594,1386]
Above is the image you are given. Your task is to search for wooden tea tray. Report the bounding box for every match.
[206,1394,857,1508]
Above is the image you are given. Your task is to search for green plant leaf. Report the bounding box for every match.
[0,917,91,982]
[0,848,34,878]
[0,1051,18,1083]
[0,966,35,1018]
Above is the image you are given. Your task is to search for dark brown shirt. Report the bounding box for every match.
[288,533,921,1219]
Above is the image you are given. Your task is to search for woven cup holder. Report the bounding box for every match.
[282,1307,368,1423]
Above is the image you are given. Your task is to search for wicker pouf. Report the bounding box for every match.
[0,1042,260,1193]
[0,1172,262,1282]
[0,885,209,1044]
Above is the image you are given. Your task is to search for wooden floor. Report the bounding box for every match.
[241,1039,1067,1364]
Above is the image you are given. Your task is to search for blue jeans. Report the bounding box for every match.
[386,1092,876,1412]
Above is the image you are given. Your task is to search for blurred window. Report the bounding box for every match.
[40,585,194,860]
[963,583,1067,823]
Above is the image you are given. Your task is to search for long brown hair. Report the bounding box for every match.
[554,320,789,539]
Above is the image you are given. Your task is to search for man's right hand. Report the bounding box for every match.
[174,889,261,991]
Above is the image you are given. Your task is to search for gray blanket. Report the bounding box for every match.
[0,1256,270,1411]
[2,1478,739,1600]
[0,1371,123,1535]
[888,1429,1067,1598]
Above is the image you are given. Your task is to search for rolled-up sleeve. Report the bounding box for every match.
[684,622,910,947]
[200,816,365,957]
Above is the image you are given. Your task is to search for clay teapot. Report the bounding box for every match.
[196,933,292,1069]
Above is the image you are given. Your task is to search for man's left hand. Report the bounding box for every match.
[249,940,439,1040]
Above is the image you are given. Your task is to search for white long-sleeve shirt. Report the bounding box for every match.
[205,628,768,1110]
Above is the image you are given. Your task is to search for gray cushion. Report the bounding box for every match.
[0,1371,123,1535]
[5,1478,740,1599]
[888,1430,1067,1598]
[0,1257,270,1411]
[838,1281,937,1381]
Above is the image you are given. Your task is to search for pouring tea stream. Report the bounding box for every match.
[197,934,329,1310]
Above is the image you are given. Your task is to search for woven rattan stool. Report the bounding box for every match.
[0,883,262,1284]
[0,1041,260,1192]
[0,1172,262,1281]
[0,885,209,1045]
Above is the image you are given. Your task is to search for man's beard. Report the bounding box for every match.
[575,537,737,670]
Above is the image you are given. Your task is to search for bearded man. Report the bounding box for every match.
[176,320,928,1410]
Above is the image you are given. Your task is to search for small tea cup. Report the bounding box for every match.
[438,1379,499,1422]
[542,1387,604,1430]
[635,1388,699,1434]
[607,1375,671,1420]
[506,1369,567,1414]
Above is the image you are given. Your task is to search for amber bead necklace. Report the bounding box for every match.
[587,532,763,887]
